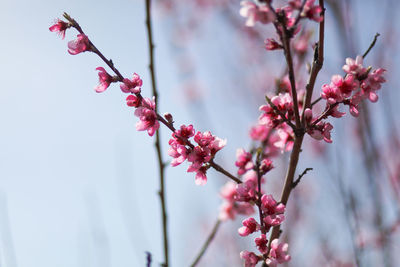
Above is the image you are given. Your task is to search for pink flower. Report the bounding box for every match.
[236,171,258,202]
[321,83,343,104]
[173,124,195,142]
[67,34,91,55]
[120,73,143,94]
[240,250,259,267]
[49,19,69,39]
[194,131,214,146]
[301,0,323,22]
[94,67,113,93]
[260,158,273,175]
[187,146,211,170]
[255,234,269,254]
[126,94,141,107]
[261,195,285,230]
[267,239,291,265]
[238,217,260,236]
[134,97,160,136]
[331,74,359,98]
[194,166,208,186]
[249,124,270,141]
[308,121,333,143]
[342,55,365,76]
[208,137,227,155]
[218,201,254,221]
[235,148,254,175]
[220,181,238,202]
[168,138,188,167]
[265,38,282,51]
[273,127,294,152]
[240,1,275,27]
[360,68,386,102]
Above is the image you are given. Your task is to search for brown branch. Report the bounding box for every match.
[268,0,325,247]
[145,1,169,266]
[292,167,313,188]
[301,0,325,121]
[190,219,221,267]
[362,33,380,59]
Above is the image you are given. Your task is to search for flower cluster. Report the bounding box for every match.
[50,19,159,137]
[218,146,290,266]
[168,125,226,185]
[239,1,275,27]
[305,56,386,142]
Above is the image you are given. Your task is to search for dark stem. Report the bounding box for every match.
[292,167,313,188]
[145,1,169,266]
[189,219,221,267]
[362,33,380,58]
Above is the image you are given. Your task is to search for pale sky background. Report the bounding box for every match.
[0,0,399,267]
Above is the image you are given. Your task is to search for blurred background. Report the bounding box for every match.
[0,0,399,266]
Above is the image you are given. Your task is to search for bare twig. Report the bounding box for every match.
[362,33,380,59]
[145,1,169,266]
[292,167,313,188]
[190,219,222,267]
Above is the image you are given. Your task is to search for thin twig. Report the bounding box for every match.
[292,167,313,188]
[190,219,222,267]
[362,33,380,58]
[145,1,169,266]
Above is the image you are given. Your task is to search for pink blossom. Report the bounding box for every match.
[321,83,343,104]
[173,124,195,142]
[328,105,346,118]
[238,217,260,236]
[331,74,359,98]
[49,19,69,39]
[134,97,160,136]
[249,124,270,141]
[255,234,269,254]
[187,146,211,171]
[120,73,143,94]
[194,131,214,147]
[260,158,274,175]
[308,121,334,143]
[301,0,323,22]
[67,34,91,55]
[261,195,285,229]
[168,138,188,167]
[240,250,259,267]
[342,55,365,76]
[194,166,208,186]
[236,171,258,202]
[240,1,275,27]
[360,68,386,102]
[218,201,254,221]
[273,127,294,152]
[267,239,291,265]
[220,181,238,202]
[265,38,282,51]
[208,137,227,155]
[304,108,313,124]
[236,148,254,175]
[126,94,141,107]
[94,67,113,93]
[259,93,294,128]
